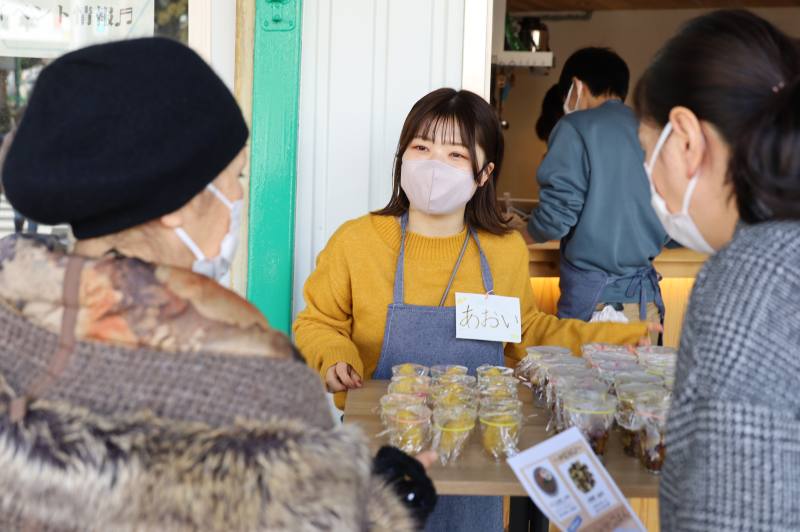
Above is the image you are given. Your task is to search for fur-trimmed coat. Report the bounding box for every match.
[0,235,418,531]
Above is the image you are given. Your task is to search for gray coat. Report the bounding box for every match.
[660,221,800,531]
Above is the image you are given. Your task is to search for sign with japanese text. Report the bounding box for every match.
[508,428,646,532]
[0,0,154,58]
[455,292,521,344]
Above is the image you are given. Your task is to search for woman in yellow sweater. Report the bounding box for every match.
[294,88,652,532]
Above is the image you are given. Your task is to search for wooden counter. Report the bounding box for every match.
[528,242,707,278]
[344,381,660,499]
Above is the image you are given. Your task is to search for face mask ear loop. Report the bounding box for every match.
[175,228,206,261]
[646,122,673,174]
[207,183,234,210]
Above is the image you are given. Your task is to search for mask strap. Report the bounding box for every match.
[682,172,701,215]
[175,228,206,260]
[207,183,234,210]
[646,122,673,173]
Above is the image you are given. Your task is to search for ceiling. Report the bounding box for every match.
[508,0,800,11]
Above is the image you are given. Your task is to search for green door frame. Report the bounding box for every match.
[247,0,303,334]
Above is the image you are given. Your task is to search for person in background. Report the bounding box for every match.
[634,10,800,530]
[522,48,670,340]
[535,83,564,144]
[294,88,658,532]
[0,37,436,531]
[1,107,38,235]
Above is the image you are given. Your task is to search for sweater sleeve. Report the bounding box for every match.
[503,237,647,362]
[528,120,589,243]
[293,227,365,384]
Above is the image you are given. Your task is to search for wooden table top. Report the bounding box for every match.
[344,380,660,498]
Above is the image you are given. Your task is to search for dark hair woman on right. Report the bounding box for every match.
[634,10,800,531]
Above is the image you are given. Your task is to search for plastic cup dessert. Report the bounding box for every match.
[563,390,617,458]
[636,397,670,474]
[479,375,519,401]
[392,363,430,378]
[388,404,432,455]
[431,380,478,408]
[432,406,477,465]
[479,407,522,460]
[379,393,426,427]
[615,383,667,458]
[430,364,469,382]
[388,375,431,397]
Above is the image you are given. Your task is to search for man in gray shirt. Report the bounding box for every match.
[525,48,670,334]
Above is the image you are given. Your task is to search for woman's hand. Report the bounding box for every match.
[629,322,664,349]
[414,450,438,469]
[325,362,363,392]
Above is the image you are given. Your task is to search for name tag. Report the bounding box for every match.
[455,292,522,343]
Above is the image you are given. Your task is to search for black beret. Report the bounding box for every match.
[2,37,248,239]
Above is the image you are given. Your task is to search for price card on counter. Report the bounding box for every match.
[455,292,521,343]
[507,428,645,532]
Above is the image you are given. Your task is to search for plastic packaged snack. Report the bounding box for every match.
[479,375,519,401]
[379,393,426,427]
[549,375,608,434]
[432,406,477,465]
[388,375,431,397]
[637,397,670,474]
[563,390,617,458]
[476,364,514,383]
[387,404,432,455]
[430,364,469,382]
[431,380,478,408]
[613,371,664,391]
[479,407,522,460]
[392,363,430,378]
[615,383,668,457]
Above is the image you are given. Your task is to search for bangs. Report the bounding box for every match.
[413,111,472,148]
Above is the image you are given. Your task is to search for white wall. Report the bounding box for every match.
[293,0,465,318]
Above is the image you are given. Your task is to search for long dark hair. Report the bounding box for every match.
[634,10,800,223]
[373,88,509,234]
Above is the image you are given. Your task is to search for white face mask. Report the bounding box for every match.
[644,123,715,255]
[562,80,582,115]
[175,183,243,284]
[400,158,478,215]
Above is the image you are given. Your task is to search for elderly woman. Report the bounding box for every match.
[0,38,434,531]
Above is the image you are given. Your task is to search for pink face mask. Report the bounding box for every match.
[400,159,478,215]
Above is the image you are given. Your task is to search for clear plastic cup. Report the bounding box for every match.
[615,384,668,457]
[613,371,664,391]
[563,390,617,458]
[581,343,631,357]
[391,363,430,378]
[379,393,426,428]
[430,364,469,382]
[387,404,432,455]
[637,397,670,474]
[532,357,586,406]
[479,407,522,460]
[431,380,478,408]
[388,375,431,397]
[476,364,514,383]
[550,377,608,434]
[526,346,573,358]
[432,405,477,465]
[479,397,523,414]
[435,373,477,388]
[479,375,519,401]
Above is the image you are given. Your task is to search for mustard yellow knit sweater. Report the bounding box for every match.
[293,215,647,408]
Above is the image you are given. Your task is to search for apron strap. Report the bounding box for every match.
[394,213,496,306]
[624,266,665,322]
[393,214,410,304]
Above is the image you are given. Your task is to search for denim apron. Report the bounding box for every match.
[557,253,665,324]
[373,214,504,532]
